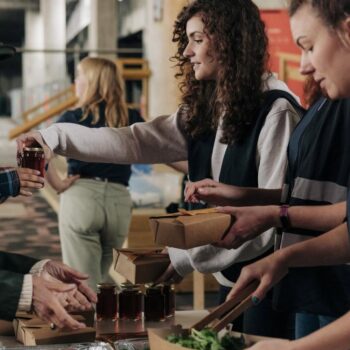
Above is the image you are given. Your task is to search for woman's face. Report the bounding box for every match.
[183,15,219,81]
[290,4,350,99]
[75,64,88,99]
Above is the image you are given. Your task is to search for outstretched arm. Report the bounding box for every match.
[246,308,350,350]
[227,222,350,304]
[17,113,188,165]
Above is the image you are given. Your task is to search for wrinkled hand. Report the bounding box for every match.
[155,262,183,285]
[56,175,80,194]
[184,178,240,206]
[226,251,288,304]
[245,339,293,350]
[215,205,279,249]
[16,131,53,160]
[43,261,97,306]
[16,167,45,196]
[32,275,86,330]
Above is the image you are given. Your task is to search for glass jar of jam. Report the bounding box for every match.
[17,146,45,177]
[96,283,118,321]
[163,284,175,317]
[118,283,143,321]
[144,284,165,322]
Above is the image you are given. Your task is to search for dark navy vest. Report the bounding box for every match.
[274,98,350,317]
[187,89,303,282]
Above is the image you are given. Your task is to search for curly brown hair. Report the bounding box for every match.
[172,0,269,144]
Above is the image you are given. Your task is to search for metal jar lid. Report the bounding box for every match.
[97,282,117,290]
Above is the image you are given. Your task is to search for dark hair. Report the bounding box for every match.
[303,76,323,107]
[289,0,350,29]
[172,0,269,143]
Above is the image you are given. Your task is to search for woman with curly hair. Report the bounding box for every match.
[18,0,301,336]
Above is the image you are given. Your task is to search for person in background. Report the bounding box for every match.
[0,44,97,329]
[45,57,143,290]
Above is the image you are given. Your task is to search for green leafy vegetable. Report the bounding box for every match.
[167,328,246,350]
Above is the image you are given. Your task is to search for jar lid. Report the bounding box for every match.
[121,282,141,290]
[97,283,117,289]
[23,147,44,152]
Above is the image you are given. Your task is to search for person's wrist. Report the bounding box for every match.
[267,205,281,227]
[279,204,291,230]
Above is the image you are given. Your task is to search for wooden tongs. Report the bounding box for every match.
[190,281,259,333]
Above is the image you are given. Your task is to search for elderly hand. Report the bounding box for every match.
[214,205,279,249]
[184,178,240,206]
[226,250,289,305]
[16,168,45,196]
[32,275,86,330]
[43,261,97,306]
[16,131,53,160]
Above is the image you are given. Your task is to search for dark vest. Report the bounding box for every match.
[274,98,350,317]
[187,89,303,282]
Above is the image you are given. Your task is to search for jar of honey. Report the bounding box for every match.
[17,147,45,177]
[96,283,118,321]
[118,283,143,321]
[163,284,175,317]
[144,284,165,322]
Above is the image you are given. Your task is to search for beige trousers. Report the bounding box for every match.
[59,179,132,290]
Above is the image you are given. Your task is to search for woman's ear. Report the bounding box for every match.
[339,17,350,48]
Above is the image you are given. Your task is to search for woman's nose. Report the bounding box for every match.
[299,52,314,76]
[183,43,194,58]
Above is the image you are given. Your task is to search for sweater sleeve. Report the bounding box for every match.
[256,98,301,189]
[168,248,195,277]
[39,112,188,165]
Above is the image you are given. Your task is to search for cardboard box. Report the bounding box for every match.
[148,326,273,350]
[149,210,232,249]
[13,312,96,346]
[113,248,170,284]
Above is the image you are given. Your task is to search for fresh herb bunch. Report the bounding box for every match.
[167,328,246,350]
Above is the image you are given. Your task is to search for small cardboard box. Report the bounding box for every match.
[149,210,232,249]
[13,312,96,346]
[113,248,170,284]
[148,326,272,350]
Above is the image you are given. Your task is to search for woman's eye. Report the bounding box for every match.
[194,39,203,44]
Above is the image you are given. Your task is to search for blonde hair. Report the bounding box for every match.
[78,57,128,128]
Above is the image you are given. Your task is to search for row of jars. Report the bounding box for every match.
[96,282,175,322]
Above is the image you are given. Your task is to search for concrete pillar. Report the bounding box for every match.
[42,0,67,83]
[89,0,117,60]
[144,0,188,118]
[23,10,45,88]
[23,0,67,89]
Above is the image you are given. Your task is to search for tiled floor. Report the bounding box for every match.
[0,192,61,260]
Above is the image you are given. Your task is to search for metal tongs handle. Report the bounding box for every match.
[190,280,259,333]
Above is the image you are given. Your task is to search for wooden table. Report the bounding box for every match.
[0,310,209,348]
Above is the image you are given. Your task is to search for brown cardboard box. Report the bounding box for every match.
[149,210,232,249]
[148,326,274,350]
[113,248,170,284]
[13,313,96,346]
